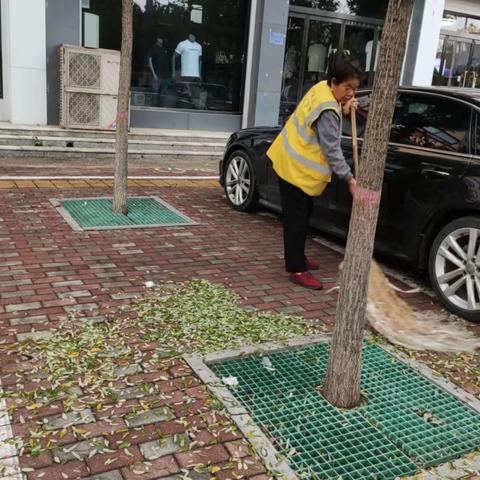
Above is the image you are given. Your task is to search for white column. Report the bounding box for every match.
[409,0,445,86]
[1,0,47,124]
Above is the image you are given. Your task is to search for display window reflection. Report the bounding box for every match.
[83,0,250,113]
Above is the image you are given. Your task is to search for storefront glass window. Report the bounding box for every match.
[83,0,249,113]
[442,13,480,36]
[289,0,388,19]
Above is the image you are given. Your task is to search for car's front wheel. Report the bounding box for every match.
[223,150,259,212]
[429,216,480,322]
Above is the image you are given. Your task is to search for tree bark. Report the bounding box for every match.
[112,0,133,214]
[322,0,415,409]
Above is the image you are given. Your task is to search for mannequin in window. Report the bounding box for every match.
[284,45,298,79]
[365,40,381,72]
[307,41,327,82]
[172,34,202,82]
[147,38,170,98]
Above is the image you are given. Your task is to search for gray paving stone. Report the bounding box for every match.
[9,315,48,326]
[52,437,107,463]
[278,306,305,314]
[6,302,41,313]
[113,364,142,377]
[160,472,211,480]
[0,252,18,258]
[16,330,54,342]
[110,292,138,300]
[125,407,174,428]
[42,409,95,431]
[261,295,286,302]
[0,456,22,477]
[46,271,76,277]
[52,280,84,287]
[139,434,188,460]
[65,303,99,313]
[0,269,27,276]
[0,279,31,287]
[2,290,35,298]
[83,471,124,480]
[88,264,117,269]
[101,281,132,288]
[95,272,125,279]
[246,284,273,291]
[58,290,92,299]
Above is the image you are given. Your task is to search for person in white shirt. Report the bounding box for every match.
[172,34,202,81]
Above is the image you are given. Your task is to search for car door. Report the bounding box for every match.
[336,91,473,263]
[377,92,473,262]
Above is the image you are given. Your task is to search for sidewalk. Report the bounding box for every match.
[0,177,478,480]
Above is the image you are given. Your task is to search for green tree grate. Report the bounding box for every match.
[53,197,196,230]
[212,343,480,479]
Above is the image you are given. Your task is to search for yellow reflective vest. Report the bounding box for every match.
[267,81,341,196]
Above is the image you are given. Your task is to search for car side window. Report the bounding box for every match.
[391,94,470,154]
[342,92,371,138]
[342,92,402,139]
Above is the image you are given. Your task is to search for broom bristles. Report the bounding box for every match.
[366,260,480,354]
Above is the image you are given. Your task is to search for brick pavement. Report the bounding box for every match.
[0,179,468,480]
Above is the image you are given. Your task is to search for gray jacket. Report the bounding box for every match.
[314,110,353,181]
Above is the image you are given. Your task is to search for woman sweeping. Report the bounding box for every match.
[267,60,362,290]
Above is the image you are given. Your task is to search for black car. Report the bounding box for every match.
[220,86,480,322]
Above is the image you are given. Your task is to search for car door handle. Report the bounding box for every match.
[421,168,450,177]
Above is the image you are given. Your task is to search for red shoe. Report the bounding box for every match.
[289,272,323,290]
[305,258,319,270]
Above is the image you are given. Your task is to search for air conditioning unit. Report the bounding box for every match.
[59,44,123,130]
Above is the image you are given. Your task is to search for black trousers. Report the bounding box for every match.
[278,177,313,273]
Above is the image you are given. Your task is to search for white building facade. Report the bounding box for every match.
[0,0,479,131]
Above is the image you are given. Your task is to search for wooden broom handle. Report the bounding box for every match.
[351,105,359,175]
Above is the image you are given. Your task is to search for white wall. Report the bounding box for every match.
[445,0,480,16]
[1,0,47,124]
[410,0,445,86]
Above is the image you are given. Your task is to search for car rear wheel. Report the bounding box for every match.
[223,150,259,212]
[429,217,480,322]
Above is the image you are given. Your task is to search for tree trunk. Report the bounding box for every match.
[322,0,415,409]
[112,0,133,214]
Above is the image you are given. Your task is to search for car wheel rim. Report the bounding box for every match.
[225,156,251,206]
[435,227,480,311]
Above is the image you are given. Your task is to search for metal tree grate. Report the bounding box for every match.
[52,197,196,230]
[211,343,480,479]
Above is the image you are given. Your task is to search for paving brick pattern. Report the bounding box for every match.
[0,179,475,480]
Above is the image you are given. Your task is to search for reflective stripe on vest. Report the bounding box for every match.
[292,101,342,144]
[281,131,332,176]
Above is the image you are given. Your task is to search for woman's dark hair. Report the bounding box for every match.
[327,60,363,86]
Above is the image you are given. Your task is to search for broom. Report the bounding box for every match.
[349,106,479,354]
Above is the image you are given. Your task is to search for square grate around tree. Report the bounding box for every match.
[51,197,196,231]
[211,343,480,480]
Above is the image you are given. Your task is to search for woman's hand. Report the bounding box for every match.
[347,177,357,197]
[342,97,358,116]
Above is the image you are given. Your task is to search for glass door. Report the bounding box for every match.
[279,16,305,121]
[343,24,377,86]
[433,35,476,87]
[301,18,341,96]
[279,12,381,123]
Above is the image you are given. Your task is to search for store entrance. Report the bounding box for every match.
[433,33,480,88]
[280,11,382,122]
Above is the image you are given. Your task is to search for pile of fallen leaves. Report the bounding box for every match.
[1,279,309,408]
[134,279,309,355]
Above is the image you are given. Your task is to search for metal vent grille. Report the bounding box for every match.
[68,52,101,89]
[68,93,100,126]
